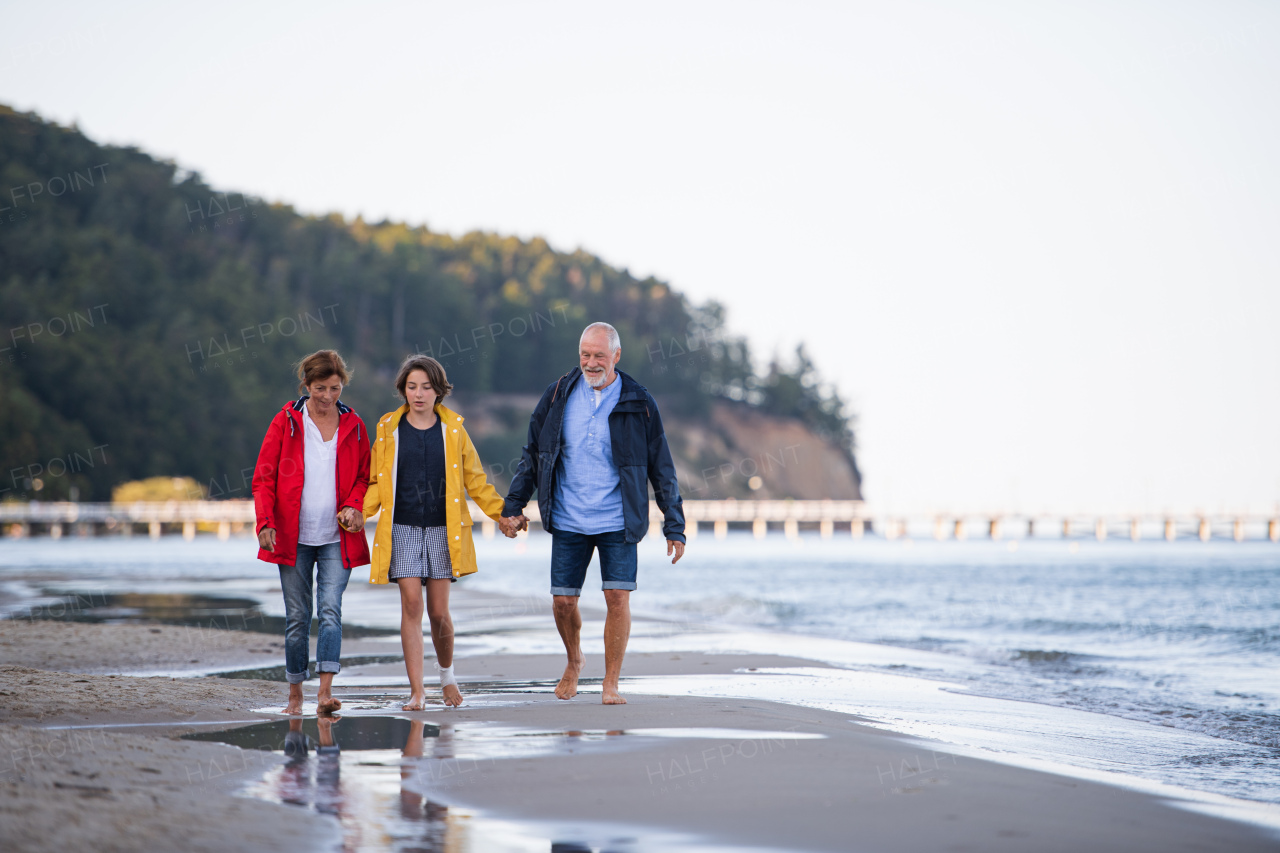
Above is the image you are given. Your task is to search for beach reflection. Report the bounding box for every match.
[396,721,627,852]
[397,720,453,851]
[278,716,345,816]
[195,716,646,851]
[263,717,460,852]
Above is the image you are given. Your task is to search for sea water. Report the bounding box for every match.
[469,533,1280,805]
[3,532,1277,804]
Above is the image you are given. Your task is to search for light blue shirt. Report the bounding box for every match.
[553,373,625,534]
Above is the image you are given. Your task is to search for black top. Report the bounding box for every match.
[393,416,446,527]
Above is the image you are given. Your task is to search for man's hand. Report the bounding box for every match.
[666,539,685,564]
[337,507,364,532]
[498,515,526,538]
[258,527,277,552]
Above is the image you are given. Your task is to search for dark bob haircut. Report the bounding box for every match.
[395,354,452,401]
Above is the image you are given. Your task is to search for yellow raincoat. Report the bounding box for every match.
[363,402,505,583]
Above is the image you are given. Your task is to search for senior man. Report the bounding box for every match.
[499,322,686,704]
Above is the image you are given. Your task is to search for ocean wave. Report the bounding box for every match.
[965,678,1280,754]
[1009,648,1091,664]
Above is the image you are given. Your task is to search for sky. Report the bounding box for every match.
[2,0,1277,514]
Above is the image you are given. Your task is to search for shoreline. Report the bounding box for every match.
[1,594,1278,851]
[2,547,1277,810]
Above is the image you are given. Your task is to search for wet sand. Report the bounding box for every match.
[393,696,1276,853]
[0,619,288,675]
[2,606,1278,852]
[0,721,333,853]
[0,664,335,853]
[0,666,288,727]
[0,618,395,677]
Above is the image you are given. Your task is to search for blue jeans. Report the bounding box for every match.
[550,529,637,596]
[279,542,350,684]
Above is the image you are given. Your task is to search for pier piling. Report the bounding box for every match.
[2,501,1276,543]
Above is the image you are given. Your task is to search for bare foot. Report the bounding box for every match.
[402,694,427,711]
[284,685,304,715]
[602,685,627,705]
[442,684,463,707]
[318,696,342,715]
[555,657,584,700]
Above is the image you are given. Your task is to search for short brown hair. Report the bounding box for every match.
[296,349,351,394]
[395,354,452,400]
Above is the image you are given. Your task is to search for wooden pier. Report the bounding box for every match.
[1,500,1277,543]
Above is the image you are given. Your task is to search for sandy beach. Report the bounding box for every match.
[0,664,335,853]
[1,600,1277,853]
[0,619,289,677]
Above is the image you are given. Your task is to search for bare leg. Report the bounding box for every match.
[317,672,341,714]
[316,715,338,746]
[284,682,304,715]
[398,579,427,711]
[426,578,462,707]
[602,589,631,705]
[402,719,427,761]
[552,595,584,700]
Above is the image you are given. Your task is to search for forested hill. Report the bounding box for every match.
[0,105,859,501]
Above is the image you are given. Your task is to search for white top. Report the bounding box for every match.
[298,405,340,546]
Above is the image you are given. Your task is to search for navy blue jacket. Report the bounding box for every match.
[503,368,685,544]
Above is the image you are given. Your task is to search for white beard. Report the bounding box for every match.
[584,369,608,388]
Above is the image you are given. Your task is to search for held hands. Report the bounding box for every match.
[337,507,365,532]
[259,510,362,553]
[667,539,685,564]
[497,514,529,539]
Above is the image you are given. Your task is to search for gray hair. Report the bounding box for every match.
[580,322,621,353]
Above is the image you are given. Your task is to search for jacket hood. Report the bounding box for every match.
[285,395,356,416]
[284,395,363,441]
[378,401,463,429]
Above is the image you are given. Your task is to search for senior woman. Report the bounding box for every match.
[253,349,371,715]
[364,354,515,710]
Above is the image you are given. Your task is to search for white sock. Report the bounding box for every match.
[435,662,457,687]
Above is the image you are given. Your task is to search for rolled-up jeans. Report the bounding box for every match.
[279,542,349,684]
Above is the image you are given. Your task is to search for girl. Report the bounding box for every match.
[364,354,514,709]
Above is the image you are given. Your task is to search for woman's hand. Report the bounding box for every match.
[497,515,528,538]
[337,507,364,532]
[258,527,277,551]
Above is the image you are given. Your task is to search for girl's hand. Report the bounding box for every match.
[258,527,277,551]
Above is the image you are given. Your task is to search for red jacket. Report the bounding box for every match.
[252,396,371,569]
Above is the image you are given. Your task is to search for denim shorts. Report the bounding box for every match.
[550,529,637,596]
